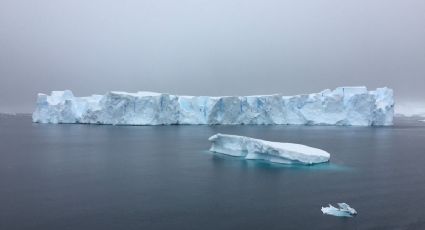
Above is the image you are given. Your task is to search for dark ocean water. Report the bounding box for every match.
[1,115,425,230]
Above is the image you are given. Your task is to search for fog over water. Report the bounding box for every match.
[0,0,424,113]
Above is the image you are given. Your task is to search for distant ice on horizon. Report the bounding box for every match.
[395,103,425,117]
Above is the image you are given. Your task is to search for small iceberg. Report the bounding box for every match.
[321,203,357,217]
[208,133,330,165]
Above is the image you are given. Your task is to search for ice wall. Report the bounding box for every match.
[32,87,394,126]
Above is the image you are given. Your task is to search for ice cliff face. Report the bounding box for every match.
[32,87,394,126]
[209,133,330,165]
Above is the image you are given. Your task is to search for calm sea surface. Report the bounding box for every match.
[1,115,425,230]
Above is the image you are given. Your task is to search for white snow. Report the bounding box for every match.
[32,86,394,126]
[208,133,330,165]
[321,203,357,217]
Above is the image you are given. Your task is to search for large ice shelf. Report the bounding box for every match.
[32,87,394,126]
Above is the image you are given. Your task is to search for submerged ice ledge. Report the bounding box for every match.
[32,86,394,126]
[209,133,330,165]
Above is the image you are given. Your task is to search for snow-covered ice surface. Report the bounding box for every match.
[32,86,394,126]
[321,203,357,217]
[208,133,330,165]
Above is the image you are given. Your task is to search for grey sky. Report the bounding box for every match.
[1,0,424,113]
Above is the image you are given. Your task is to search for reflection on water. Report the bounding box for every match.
[206,151,352,172]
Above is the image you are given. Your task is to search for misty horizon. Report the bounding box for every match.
[1,0,424,113]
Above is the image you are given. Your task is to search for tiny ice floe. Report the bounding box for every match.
[321,203,357,217]
[208,133,330,165]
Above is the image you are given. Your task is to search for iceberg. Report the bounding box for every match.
[208,133,330,165]
[32,87,394,126]
[321,203,357,217]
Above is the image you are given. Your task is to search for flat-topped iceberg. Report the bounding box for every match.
[321,203,357,217]
[33,86,394,126]
[208,133,330,165]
